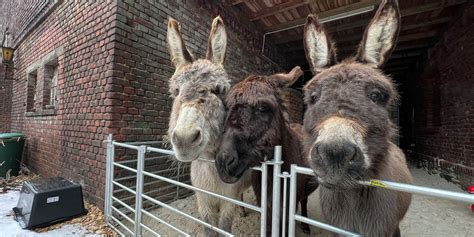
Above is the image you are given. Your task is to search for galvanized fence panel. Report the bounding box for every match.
[104,134,474,237]
[104,135,276,237]
[287,165,474,237]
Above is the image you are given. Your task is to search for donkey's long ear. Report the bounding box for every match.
[206,16,227,65]
[304,14,337,74]
[167,17,194,70]
[271,66,304,88]
[355,0,400,67]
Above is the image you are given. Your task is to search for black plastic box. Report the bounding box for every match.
[13,177,87,229]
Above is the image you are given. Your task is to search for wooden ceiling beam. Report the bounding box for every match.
[398,31,438,42]
[265,0,379,32]
[402,17,451,31]
[274,15,450,45]
[401,0,466,17]
[389,51,423,60]
[250,0,310,21]
[268,0,464,44]
[282,39,432,54]
[286,49,422,65]
[332,30,437,45]
[337,43,431,54]
[284,42,431,58]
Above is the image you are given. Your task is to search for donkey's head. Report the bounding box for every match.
[303,0,400,188]
[167,16,230,162]
[216,67,303,183]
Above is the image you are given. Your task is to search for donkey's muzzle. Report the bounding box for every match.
[172,128,202,149]
[310,141,365,187]
[314,141,356,162]
[311,141,364,171]
[215,152,246,184]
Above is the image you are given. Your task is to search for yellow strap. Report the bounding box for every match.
[369,180,388,188]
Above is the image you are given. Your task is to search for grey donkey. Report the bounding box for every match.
[166,16,251,236]
[302,0,412,236]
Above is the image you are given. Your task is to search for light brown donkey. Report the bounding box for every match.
[166,16,251,236]
[302,0,412,236]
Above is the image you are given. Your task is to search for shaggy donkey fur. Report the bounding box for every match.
[215,66,318,235]
[302,1,412,236]
[166,16,251,236]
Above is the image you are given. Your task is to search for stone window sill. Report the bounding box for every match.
[25,108,56,117]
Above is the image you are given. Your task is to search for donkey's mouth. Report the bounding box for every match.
[317,175,363,190]
[215,158,249,184]
[173,147,204,162]
[219,165,247,184]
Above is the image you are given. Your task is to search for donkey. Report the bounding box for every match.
[166,16,251,236]
[215,66,318,235]
[301,0,412,236]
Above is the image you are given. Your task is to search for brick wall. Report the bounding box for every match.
[6,0,291,207]
[413,5,473,187]
[0,63,13,132]
[9,1,117,205]
[108,0,291,206]
[110,0,288,143]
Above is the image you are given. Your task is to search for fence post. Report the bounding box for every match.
[104,134,114,224]
[281,171,289,236]
[134,145,146,236]
[260,162,268,236]
[271,146,282,237]
[176,161,181,201]
[288,165,297,237]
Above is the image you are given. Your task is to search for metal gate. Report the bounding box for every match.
[104,134,474,237]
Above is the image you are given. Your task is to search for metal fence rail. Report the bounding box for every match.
[105,134,474,237]
[104,134,274,237]
[288,165,474,237]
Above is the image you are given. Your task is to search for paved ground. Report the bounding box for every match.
[0,190,95,237]
[142,164,474,236]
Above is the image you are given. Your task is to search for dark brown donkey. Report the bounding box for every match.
[215,66,318,234]
[302,0,412,236]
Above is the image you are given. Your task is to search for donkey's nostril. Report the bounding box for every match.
[191,129,202,144]
[310,144,319,162]
[172,128,202,148]
[349,147,358,163]
[225,155,237,168]
[314,142,358,164]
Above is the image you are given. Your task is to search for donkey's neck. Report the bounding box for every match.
[263,121,304,169]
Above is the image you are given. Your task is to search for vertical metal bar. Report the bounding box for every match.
[281,172,289,237]
[260,162,268,236]
[271,146,282,237]
[176,161,181,201]
[288,165,298,237]
[134,145,146,236]
[105,134,114,224]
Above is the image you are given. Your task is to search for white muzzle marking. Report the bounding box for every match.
[311,117,371,168]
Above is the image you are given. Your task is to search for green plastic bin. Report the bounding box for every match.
[0,133,25,178]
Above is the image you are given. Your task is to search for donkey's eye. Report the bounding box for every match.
[368,91,380,103]
[368,90,387,104]
[198,89,206,94]
[173,88,179,96]
[309,92,319,104]
[211,87,220,95]
[256,105,269,113]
